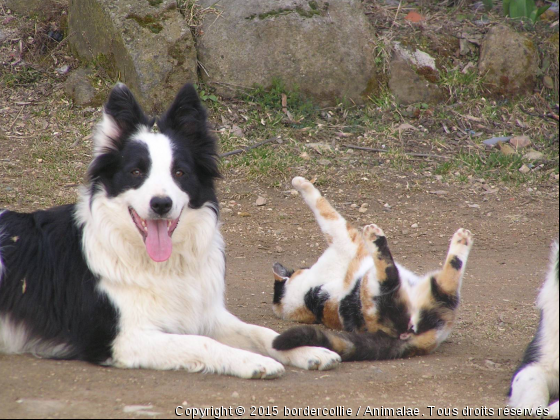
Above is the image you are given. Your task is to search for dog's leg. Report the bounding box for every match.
[509,364,551,412]
[111,331,285,379]
[211,311,341,371]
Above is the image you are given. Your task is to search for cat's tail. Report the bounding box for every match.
[273,326,419,361]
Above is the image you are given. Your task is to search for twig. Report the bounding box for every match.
[342,144,450,160]
[9,104,26,132]
[220,137,278,158]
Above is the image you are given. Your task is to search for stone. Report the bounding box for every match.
[69,0,197,113]
[256,196,267,206]
[6,0,56,17]
[523,151,544,161]
[64,68,99,107]
[196,0,377,106]
[518,164,531,174]
[509,135,531,149]
[389,57,446,105]
[478,25,539,96]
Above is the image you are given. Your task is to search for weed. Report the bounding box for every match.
[176,0,222,38]
[1,67,42,87]
[243,78,318,122]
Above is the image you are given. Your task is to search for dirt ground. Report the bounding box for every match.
[0,172,558,419]
[1,1,559,418]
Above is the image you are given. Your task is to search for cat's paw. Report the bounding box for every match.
[451,228,473,248]
[292,177,314,193]
[363,224,385,242]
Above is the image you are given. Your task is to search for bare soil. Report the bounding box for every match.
[1,1,559,418]
[1,173,558,419]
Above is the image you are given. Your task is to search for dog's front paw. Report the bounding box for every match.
[273,346,341,371]
[231,354,285,380]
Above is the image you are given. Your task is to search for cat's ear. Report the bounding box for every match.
[273,263,292,281]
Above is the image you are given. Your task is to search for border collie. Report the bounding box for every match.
[509,241,559,418]
[0,83,340,379]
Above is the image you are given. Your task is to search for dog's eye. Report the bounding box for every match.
[174,170,185,178]
[131,169,143,177]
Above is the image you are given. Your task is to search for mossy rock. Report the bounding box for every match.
[69,0,197,113]
[197,0,378,106]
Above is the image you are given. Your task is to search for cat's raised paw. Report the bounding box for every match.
[292,177,314,193]
[363,224,385,242]
[452,228,473,247]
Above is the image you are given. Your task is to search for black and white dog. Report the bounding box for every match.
[0,83,340,378]
[509,241,559,418]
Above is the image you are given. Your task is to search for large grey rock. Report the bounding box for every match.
[478,25,539,97]
[6,0,48,16]
[69,0,197,113]
[389,57,446,105]
[64,68,99,107]
[197,0,377,105]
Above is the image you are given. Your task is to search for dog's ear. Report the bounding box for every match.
[94,83,150,155]
[157,83,205,136]
[158,83,220,180]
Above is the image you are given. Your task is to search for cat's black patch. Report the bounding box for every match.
[273,327,412,362]
[339,280,365,332]
[450,256,463,270]
[416,308,445,334]
[430,276,460,309]
[373,235,391,259]
[304,286,329,322]
[273,280,286,305]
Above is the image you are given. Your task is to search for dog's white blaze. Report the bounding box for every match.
[123,130,189,221]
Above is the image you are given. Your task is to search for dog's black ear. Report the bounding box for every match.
[94,83,150,155]
[158,83,220,179]
[157,83,205,136]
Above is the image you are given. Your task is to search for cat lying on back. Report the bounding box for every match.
[271,177,473,361]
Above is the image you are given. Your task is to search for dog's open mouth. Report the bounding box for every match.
[129,207,181,262]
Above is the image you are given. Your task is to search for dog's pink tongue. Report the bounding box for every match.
[145,219,172,262]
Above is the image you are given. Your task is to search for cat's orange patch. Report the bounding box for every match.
[343,242,369,288]
[316,197,339,221]
[288,269,307,284]
[328,334,354,357]
[323,301,343,330]
[409,330,438,354]
[288,306,316,324]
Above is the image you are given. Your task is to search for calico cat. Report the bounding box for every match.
[509,241,559,418]
[271,177,473,361]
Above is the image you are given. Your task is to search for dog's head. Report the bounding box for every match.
[87,83,219,262]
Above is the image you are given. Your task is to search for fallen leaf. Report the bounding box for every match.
[405,11,425,23]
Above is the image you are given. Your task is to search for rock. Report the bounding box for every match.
[69,0,197,113]
[56,64,70,75]
[389,57,446,105]
[509,135,531,149]
[256,196,267,206]
[5,0,49,17]
[299,152,311,161]
[523,151,544,161]
[411,223,419,228]
[483,136,512,147]
[237,212,251,217]
[404,11,425,23]
[197,0,377,105]
[478,25,539,96]
[497,141,516,156]
[231,392,240,398]
[64,68,99,107]
[318,159,331,166]
[519,164,531,174]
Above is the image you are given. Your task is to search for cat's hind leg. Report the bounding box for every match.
[435,228,473,296]
[292,177,358,256]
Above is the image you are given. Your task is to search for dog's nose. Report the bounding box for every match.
[150,196,173,216]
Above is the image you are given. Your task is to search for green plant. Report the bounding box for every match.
[502,0,551,23]
[193,83,218,102]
